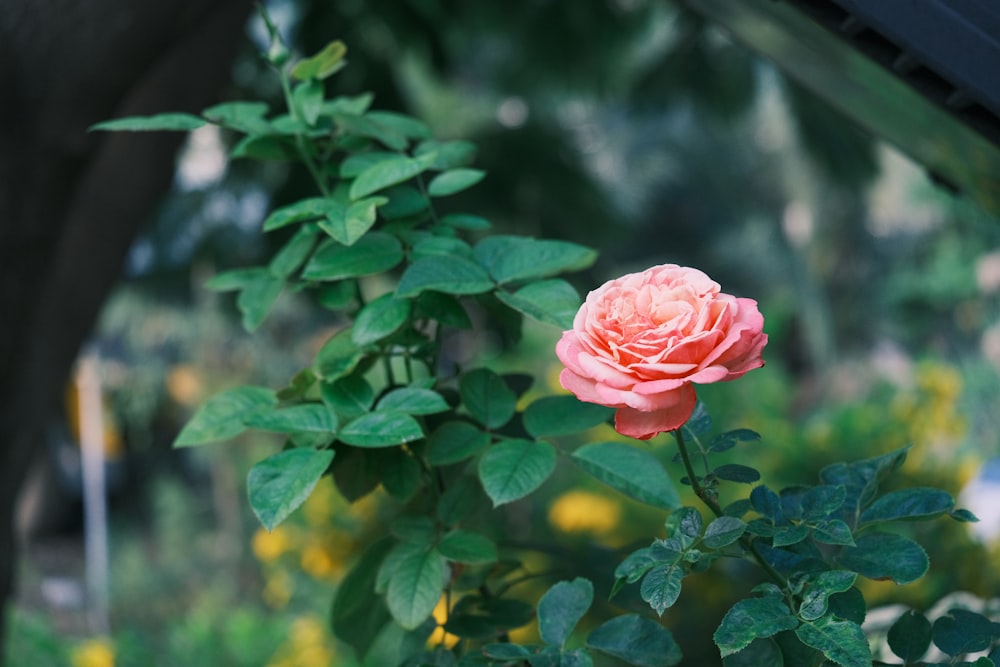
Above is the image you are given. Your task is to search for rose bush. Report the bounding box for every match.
[556,264,767,439]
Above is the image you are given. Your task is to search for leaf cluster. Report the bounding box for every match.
[619,417,982,667]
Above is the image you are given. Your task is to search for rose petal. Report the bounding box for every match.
[613,385,698,440]
[558,369,607,405]
[575,349,636,389]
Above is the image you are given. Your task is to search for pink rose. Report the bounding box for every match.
[556,264,767,440]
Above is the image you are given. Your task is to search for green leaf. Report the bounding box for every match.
[436,475,483,525]
[378,540,429,594]
[319,196,388,246]
[247,448,335,531]
[90,112,206,132]
[262,113,309,136]
[478,439,557,507]
[441,213,492,231]
[714,597,799,657]
[331,538,394,657]
[321,375,374,419]
[385,546,448,630]
[794,615,870,667]
[323,92,374,117]
[483,644,532,660]
[302,233,403,281]
[416,292,472,329]
[810,520,855,546]
[614,547,659,587]
[703,516,747,549]
[950,507,979,522]
[333,112,408,151]
[174,386,276,447]
[415,139,477,169]
[750,485,783,521]
[571,441,681,510]
[427,169,486,197]
[722,638,783,667]
[340,151,400,178]
[798,485,847,520]
[537,578,594,648]
[713,464,761,485]
[353,293,411,346]
[887,609,931,662]
[798,571,857,622]
[350,155,427,200]
[313,281,355,309]
[340,411,424,448]
[245,403,338,434]
[380,450,423,501]
[390,515,436,542]
[291,39,347,80]
[427,421,491,466]
[365,111,432,140]
[268,225,318,278]
[708,429,761,453]
[837,532,928,584]
[670,506,704,546]
[474,236,597,284]
[820,447,909,518]
[772,524,810,547]
[396,256,494,298]
[276,368,317,402]
[229,134,296,160]
[932,608,995,656]
[859,487,955,525]
[202,101,271,134]
[262,197,329,231]
[329,446,380,502]
[523,396,613,438]
[587,614,683,667]
[495,279,583,329]
[237,272,283,331]
[436,531,498,565]
[313,328,365,381]
[380,185,429,219]
[377,387,450,416]
[640,564,685,616]
[412,237,474,261]
[204,267,266,291]
[460,368,517,430]
[828,588,867,626]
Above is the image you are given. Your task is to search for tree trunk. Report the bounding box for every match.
[0,0,251,656]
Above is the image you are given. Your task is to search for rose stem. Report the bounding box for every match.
[672,427,789,591]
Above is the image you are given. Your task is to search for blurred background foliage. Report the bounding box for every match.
[7,0,1000,665]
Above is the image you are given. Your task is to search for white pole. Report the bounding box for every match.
[77,347,109,635]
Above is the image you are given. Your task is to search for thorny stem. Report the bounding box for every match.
[672,428,789,593]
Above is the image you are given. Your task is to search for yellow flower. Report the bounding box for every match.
[300,543,342,581]
[252,525,295,564]
[165,364,203,406]
[548,490,622,538]
[426,596,460,649]
[70,638,115,667]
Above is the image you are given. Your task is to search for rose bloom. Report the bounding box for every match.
[556,264,767,440]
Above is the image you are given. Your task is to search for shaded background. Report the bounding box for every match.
[4,0,1000,665]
